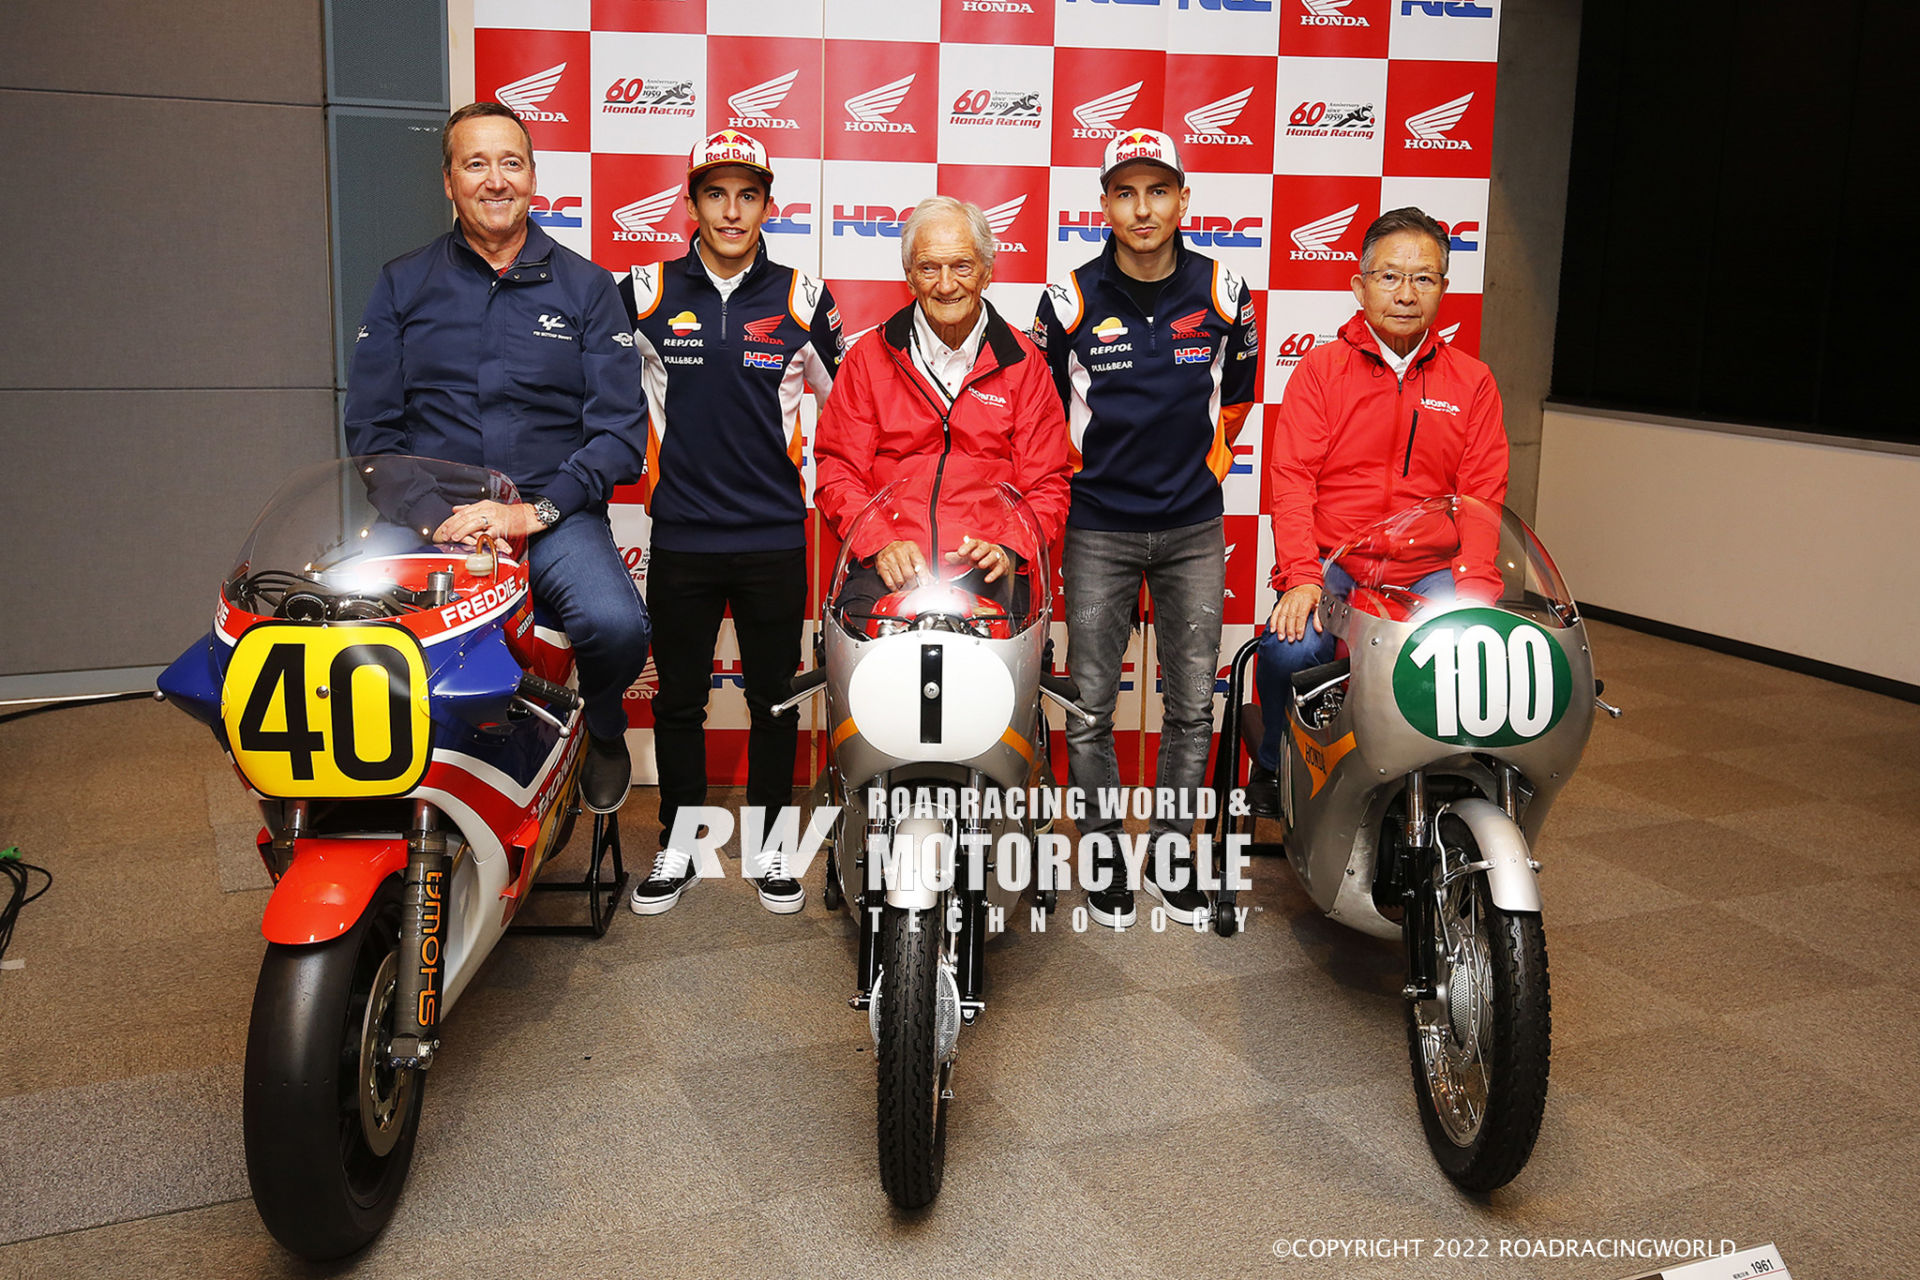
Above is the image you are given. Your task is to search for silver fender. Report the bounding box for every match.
[882,816,949,912]
[1434,797,1541,913]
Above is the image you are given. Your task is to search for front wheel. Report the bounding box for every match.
[875,904,952,1209]
[1405,815,1549,1192]
[243,878,424,1258]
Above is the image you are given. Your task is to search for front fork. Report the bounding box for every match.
[1398,766,1523,1002]
[389,800,449,1070]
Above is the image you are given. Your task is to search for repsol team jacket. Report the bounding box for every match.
[1032,235,1259,531]
[814,302,1072,562]
[619,241,842,553]
[345,221,646,521]
[1268,312,1509,592]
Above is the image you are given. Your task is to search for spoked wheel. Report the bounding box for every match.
[244,879,425,1258]
[875,903,954,1209]
[1405,814,1550,1192]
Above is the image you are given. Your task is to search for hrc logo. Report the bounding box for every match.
[1173,345,1212,364]
[743,350,784,370]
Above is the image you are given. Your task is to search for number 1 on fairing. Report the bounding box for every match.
[1410,623,1557,741]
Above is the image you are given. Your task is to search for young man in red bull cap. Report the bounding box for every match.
[619,129,844,917]
[1032,127,1259,930]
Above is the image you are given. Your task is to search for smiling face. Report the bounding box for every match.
[442,114,535,250]
[1100,162,1190,265]
[1352,228,1448,356]
[686,166,770,278]
[907,211,990,345]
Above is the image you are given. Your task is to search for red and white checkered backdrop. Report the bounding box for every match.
[460,0,1502,786]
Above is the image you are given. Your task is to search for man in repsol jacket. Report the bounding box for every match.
[345,102,649,816]
[619,129,843,917]
[1249,207,1509,811]
[814,196,1071,595]
[1031,129,1258,929]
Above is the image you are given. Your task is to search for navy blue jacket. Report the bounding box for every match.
[1032,235,1259,531]
[618,240,842,553]
[344,221,647,520]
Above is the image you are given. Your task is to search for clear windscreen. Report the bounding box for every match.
[1325,494,1578,628]
[223,455,521,620]
[827,475,1051,639]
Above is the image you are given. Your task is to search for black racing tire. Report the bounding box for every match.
[822,826,845,912]
[244,878,424,1259]
[1405,815,1550,1192]
[876,904,947,1209]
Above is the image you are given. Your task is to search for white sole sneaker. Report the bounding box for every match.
[1143,879,1207,927]
[629,876,692,915]
[1086,895,1136,930]
[757,884,807,915]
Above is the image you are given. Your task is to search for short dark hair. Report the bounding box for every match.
[688,165,773,201]
[442,102,536,172]
[1359,206,1450,276]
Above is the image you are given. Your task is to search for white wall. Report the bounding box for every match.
[1536,406,1920,687]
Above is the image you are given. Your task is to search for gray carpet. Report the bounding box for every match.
[0,621,1913,1278]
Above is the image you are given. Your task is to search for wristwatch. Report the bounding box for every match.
[531,497,562,530]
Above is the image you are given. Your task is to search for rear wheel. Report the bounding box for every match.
[1405,814,1550,1192]
[244,879,424,1258]
[875,904,951,1209]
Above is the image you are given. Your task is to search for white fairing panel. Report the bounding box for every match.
[847,634,1015,763]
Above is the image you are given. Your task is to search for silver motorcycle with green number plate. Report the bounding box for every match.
[1264,495,1598,1193]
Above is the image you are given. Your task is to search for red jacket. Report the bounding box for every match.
[1268,312,1509,591]
[815,303,1072,562]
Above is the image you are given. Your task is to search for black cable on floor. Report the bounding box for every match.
[0,691,153,728]
[1,849,52,968]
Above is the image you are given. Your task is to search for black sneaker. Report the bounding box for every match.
[1244,762,1281,818]
[629,846,695,915]
[748,845,806,915]
[1146,864,1210,927]
[581,733,631,814]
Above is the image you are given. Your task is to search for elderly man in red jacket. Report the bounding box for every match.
[1249,207,1509,811]
[815,196,1071,612]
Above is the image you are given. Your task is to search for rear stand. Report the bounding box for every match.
[508,810,628,939]
[1207,636,1288,937]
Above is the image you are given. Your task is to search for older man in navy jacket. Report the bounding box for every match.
[345,102,651,813]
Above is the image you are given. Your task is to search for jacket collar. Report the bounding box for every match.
[882,300,1026,372]
[679,235,771,288]
[1340,310,1441,370]
[451,218,557,280]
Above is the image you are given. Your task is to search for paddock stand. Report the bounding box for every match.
[1205,634,1289,938]
[508,809,629,938]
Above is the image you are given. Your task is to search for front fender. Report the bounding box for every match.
[261,838,408,944]
[1435,797,1541,913]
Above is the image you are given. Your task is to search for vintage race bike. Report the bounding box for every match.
[779,475,1085,1210]
[158,455,627,1258]
[1210,495,1616,1191]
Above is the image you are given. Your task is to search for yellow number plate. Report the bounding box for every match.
[221,621,432,799]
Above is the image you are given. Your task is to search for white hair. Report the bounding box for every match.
[899,196,996,276]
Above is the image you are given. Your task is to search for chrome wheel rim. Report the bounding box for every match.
[1416,860,1492,1146]
[356,949,415,1157]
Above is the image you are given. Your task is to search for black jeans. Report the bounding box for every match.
[647,545,808,841]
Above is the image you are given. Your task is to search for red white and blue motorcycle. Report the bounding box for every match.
[159,455,627,1258]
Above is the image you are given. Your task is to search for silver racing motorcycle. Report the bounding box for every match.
[779,474,1085,1209]
[1210,495,1615,1191]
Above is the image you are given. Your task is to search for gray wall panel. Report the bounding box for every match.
[0,0,323,105]
[0,89,333,391]
[0,389,337,674]
[1481,0,1584,523]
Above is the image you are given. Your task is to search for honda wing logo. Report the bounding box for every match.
[1073,81,1143,138]
[729,70,800,130]
[497,62,568,122]
[611,187,683,243]
[1290,203,1358,259]
[845,74,917,133]
[983,195,1028,252]
[1183,87,1255,145]
[1438,322,1461,344]
[1300,0,1369,24]
[1405,91,1474,149]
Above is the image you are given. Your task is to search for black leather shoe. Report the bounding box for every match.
[581,733,631,814]
[1244,763,1282,818]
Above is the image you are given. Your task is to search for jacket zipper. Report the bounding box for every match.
[1402,409,1420,477]
[889,345,963,565]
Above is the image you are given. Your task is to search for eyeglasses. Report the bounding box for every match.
[911,259,979,283]
[1362,269,1444,293]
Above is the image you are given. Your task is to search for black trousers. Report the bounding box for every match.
[647,545,808,841]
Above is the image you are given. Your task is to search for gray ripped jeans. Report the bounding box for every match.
[1062,517,1225,842]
